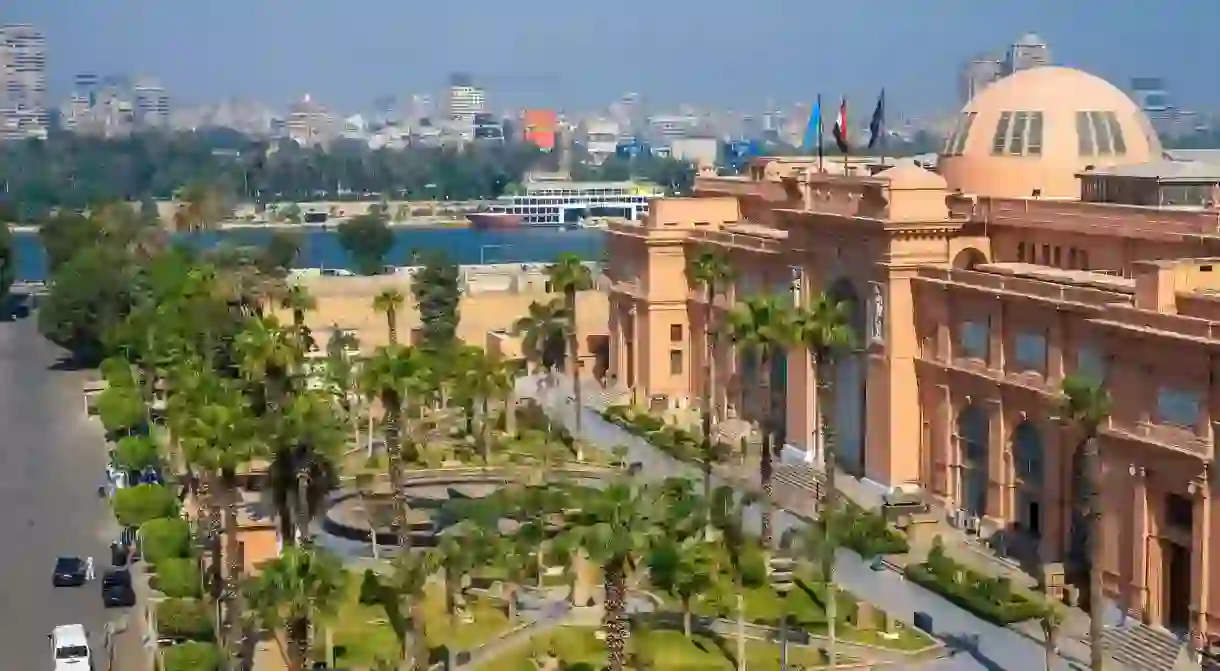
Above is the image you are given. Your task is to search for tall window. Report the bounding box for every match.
[1156,386,1200,428]
[1008,112,1029,155]
[669,349,684,375]
[958,319,990,360]
[1076,343,1106,382]
[670,324,683,342]
[991,112,1014,155]
[1013,331,1048,373]
[1017,242,1027,262]
[1076,112,1096,156]
[1090,111,1113,154]
[1027,112,1044,155]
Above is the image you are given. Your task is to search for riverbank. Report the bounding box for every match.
[8,217,473,233]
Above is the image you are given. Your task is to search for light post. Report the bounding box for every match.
[769,556,796,671]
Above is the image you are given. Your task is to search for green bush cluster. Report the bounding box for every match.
[156,597,214,640]
[112,483,179,527]
[161,640,222,671]
[508,399,575,445]
[825,502,910,558]
[601,405,729,463]
[140,517,192,565]
[150,558,202,599]
[903,537,1045,624]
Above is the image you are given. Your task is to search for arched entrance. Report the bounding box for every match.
[828,278,868,475]
[1012,421,1045,537]
[956,404,989,517]
[952,247,987,270]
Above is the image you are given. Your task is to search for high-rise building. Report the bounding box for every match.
[74,73,101,106]
[0,23,47,136]
[960,55,1004,105]
[133,77,171,128]
[445,72,485,124]
[285,94,335,147]
[1004,33,1050,74]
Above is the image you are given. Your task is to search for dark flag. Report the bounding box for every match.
[832,97,849,153]
[868,89,886,150]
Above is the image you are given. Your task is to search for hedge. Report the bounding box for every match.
[112,483,179,527]
[140,517,192,565]
[161,641,221,671]
[150,558,202,599]
[600,405,730,463]
[830,502,910,558]
[903,539,1046,625]
[155,598,213,641]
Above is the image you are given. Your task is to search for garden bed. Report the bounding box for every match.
[903,538,1047,625]
[600,405,730,464]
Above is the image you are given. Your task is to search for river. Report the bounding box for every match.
[11,225,605,281]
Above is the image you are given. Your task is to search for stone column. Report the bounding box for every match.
[1191,467,1212,650]
[1130,464,1150,622]
[986,397,1006,522]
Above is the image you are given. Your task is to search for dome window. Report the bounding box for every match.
[943,112,976,156]
[991,112,1014,155]
[989,110,1043,156]
[1076,110,1127,157]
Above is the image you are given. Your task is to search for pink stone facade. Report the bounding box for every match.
[604,67,1219,642]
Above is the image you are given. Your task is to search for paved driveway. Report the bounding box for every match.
[0,317,148,670]
[518,378,1089,671]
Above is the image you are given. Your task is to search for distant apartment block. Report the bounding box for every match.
[133,77,171,128]
[583,118,621,165]
[286,94,335,147]
[446,72,485,124]
[0,23,47,140]
[960,55,1004,106]
[1004,32,1050,74]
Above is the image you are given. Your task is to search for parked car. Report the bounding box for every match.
[101,568,136,608]
[52,557,86,587]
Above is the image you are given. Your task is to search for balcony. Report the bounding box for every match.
[1102,417,1213,460]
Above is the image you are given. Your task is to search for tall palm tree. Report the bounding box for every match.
[545,253,594,434]
[281,389,346,547]
[514,299,570,377]
[686,246,734,507]
[726,294,798,548]
[373,288,407,345]
[181,379,261,665]
[365,550,440,669]
[560,479,665,671]
[1058,373,1112,671]
[280,284,317,353]
[360,345,426,549]
[245,546,345,671]
[793,292,855,668]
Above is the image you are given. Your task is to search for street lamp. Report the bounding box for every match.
[769,556,796,671]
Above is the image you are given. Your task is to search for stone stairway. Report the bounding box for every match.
[1083,622,1193,671]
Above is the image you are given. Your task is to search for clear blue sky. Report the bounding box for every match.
[7,0,1219,116]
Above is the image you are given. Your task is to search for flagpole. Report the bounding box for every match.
[816,94,824,173]
[844,97,850,177]
[880,90,888,171]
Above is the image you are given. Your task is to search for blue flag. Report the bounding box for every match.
[803,96,823,151]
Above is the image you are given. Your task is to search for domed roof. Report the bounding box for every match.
[878,161,948,190]
[938,66,1163,199]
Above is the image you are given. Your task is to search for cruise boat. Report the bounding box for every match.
[467,180,665,229]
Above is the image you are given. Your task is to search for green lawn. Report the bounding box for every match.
[326,575,514,667]
[488,626,849,671]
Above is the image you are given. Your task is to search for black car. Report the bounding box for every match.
[101,568,136,608]
[52,556,87,587]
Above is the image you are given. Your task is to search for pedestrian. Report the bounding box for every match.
[85,555,95,581]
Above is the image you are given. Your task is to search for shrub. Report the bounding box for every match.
[112,484,178,527]
[140,517,192,565]
[112,435,159,473]
[834,504,910,558]
[161,641,222,671]
[151,558,202,598]
[736,545,768,588]
[904,556,1045,625]
[156,597,213,641]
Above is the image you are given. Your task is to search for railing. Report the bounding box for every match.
[917,266,1131,306]
[1095,304,1220,341]
[1104,417,1214,459]
[688,227,784,253]
[979,197,1220,240]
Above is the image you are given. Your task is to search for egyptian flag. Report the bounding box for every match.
[868,89,886,150]
[832,97,849,153]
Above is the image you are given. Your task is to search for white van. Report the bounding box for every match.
[50,624,92,670]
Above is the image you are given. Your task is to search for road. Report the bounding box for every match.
[520,378,1089,671]
[0,316,148,670]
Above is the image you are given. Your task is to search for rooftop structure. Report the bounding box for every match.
[604,65,1220,652]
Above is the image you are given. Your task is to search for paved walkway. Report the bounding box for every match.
[521,378,1095,671]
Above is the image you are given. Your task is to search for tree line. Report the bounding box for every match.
[0,130,698,224]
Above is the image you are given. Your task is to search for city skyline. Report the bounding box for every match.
[5,0,1220,115]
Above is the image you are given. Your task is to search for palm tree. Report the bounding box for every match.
[1058,373,1112,671]
[173,182,230,233]
[560,479,665,671]
[181,379,261,664]
[281,389,346,547]
[792,292,854,668]
[373,288,407,345]
[514,299,570,378]
[365,550,440,669]
[726,294,798,548]
[709,484,756,671]
[648,538,718,638]
[545,253,594,434]
[360,345,426,549]
[687,246,734,507]
[245,547,345,671]
[280,284,317,353]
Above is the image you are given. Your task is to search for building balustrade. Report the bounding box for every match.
[609,276,647,299]
[1103,416,1214,459]
[687,227,785,253]
[979,196,1220,240]
[918,266,1128,306]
